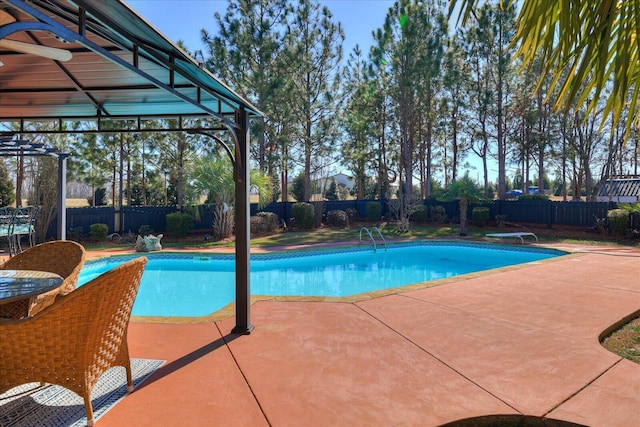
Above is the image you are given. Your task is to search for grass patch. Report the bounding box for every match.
[602,316,640,363]
[80,223,640,251]
[250,224,463,247]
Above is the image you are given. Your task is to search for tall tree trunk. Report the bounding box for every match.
[126,137,132,206]
[377,105,388,199]
[496,11,507,197]
[635,139,639,175]
[426,94,433,197]
[537,90,546,192]
[141,140,147,206]
[111,152,117,208]
[419,117,427,199]
[496,65,506,197]
[119,135,124,207]
[177,133,186,209]
[281,141,288,203]
[400,95,413,198]
[451,99,459,183]
[304,123,312,202]
[459,198,468,236]
[356,158,365,199]
[258,117,266,171]
[562,134,568,201]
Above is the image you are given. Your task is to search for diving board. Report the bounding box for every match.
[486,232,538,244]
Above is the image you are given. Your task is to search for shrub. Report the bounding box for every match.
[0,162,15,207]
[87,188,107,206]
[518,194,549,201]
[68,226,83,242]
[337,185,350,200]
[256,211,280,232]
[411,205,428,223]
[324,179,338,200]
[166,212,194,237]
[312,201,325,228]
[366,201,382,222]
[89,223,108,241]
[250,216,267,235]
[292,202,315,229]
[430,205,446,223]
[608,209,629,236]
[472,207,491,227]
[345,208,358,221]
[212,204,233,240]
[326,210,349,227]
[495,214,508,228]
[291,173,305,202]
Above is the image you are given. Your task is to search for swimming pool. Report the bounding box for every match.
[78,242,565,317]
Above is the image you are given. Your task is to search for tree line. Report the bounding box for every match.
[199,0,638,204]
[2,0,639,215]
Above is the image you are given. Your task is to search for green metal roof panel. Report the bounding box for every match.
[0,0,262,124]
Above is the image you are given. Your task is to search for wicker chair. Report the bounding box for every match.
[0,240,86,319]
[0,256,148,426]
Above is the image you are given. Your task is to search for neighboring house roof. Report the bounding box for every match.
[314,173,355,190]
[333,172,353,179]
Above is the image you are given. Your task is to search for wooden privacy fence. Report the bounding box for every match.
[56,206,179,237]
[46,199,638,238]
[256,199,620,228]
[488,200,613,227]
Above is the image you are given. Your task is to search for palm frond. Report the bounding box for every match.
[451,0,640,139]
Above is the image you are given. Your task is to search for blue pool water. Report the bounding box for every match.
[78,242,564,317]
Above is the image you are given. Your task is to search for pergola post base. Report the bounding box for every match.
[231,325,255,335]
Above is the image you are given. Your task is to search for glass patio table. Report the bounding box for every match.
[0,270,63,305]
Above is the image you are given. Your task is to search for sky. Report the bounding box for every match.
[126,0,396,58]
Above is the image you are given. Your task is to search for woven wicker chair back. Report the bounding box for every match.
[0,256,148,425]
[0,240,86,318]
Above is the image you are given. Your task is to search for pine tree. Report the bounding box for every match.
[285,0,344,201]
[0,161,15,207]
[203,0,291,181]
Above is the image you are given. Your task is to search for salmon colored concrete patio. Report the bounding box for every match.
[91,243,640,426]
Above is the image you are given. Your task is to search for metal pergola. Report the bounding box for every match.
[0,136,70,239]
[0,0,264,334]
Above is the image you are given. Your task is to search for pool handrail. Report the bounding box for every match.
[371,227,387,251]
[359,227,387,251]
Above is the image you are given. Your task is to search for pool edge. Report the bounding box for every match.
[128,245,578,324]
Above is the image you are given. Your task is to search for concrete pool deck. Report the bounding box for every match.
[82,240,640,426]
[3,240,636,425]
